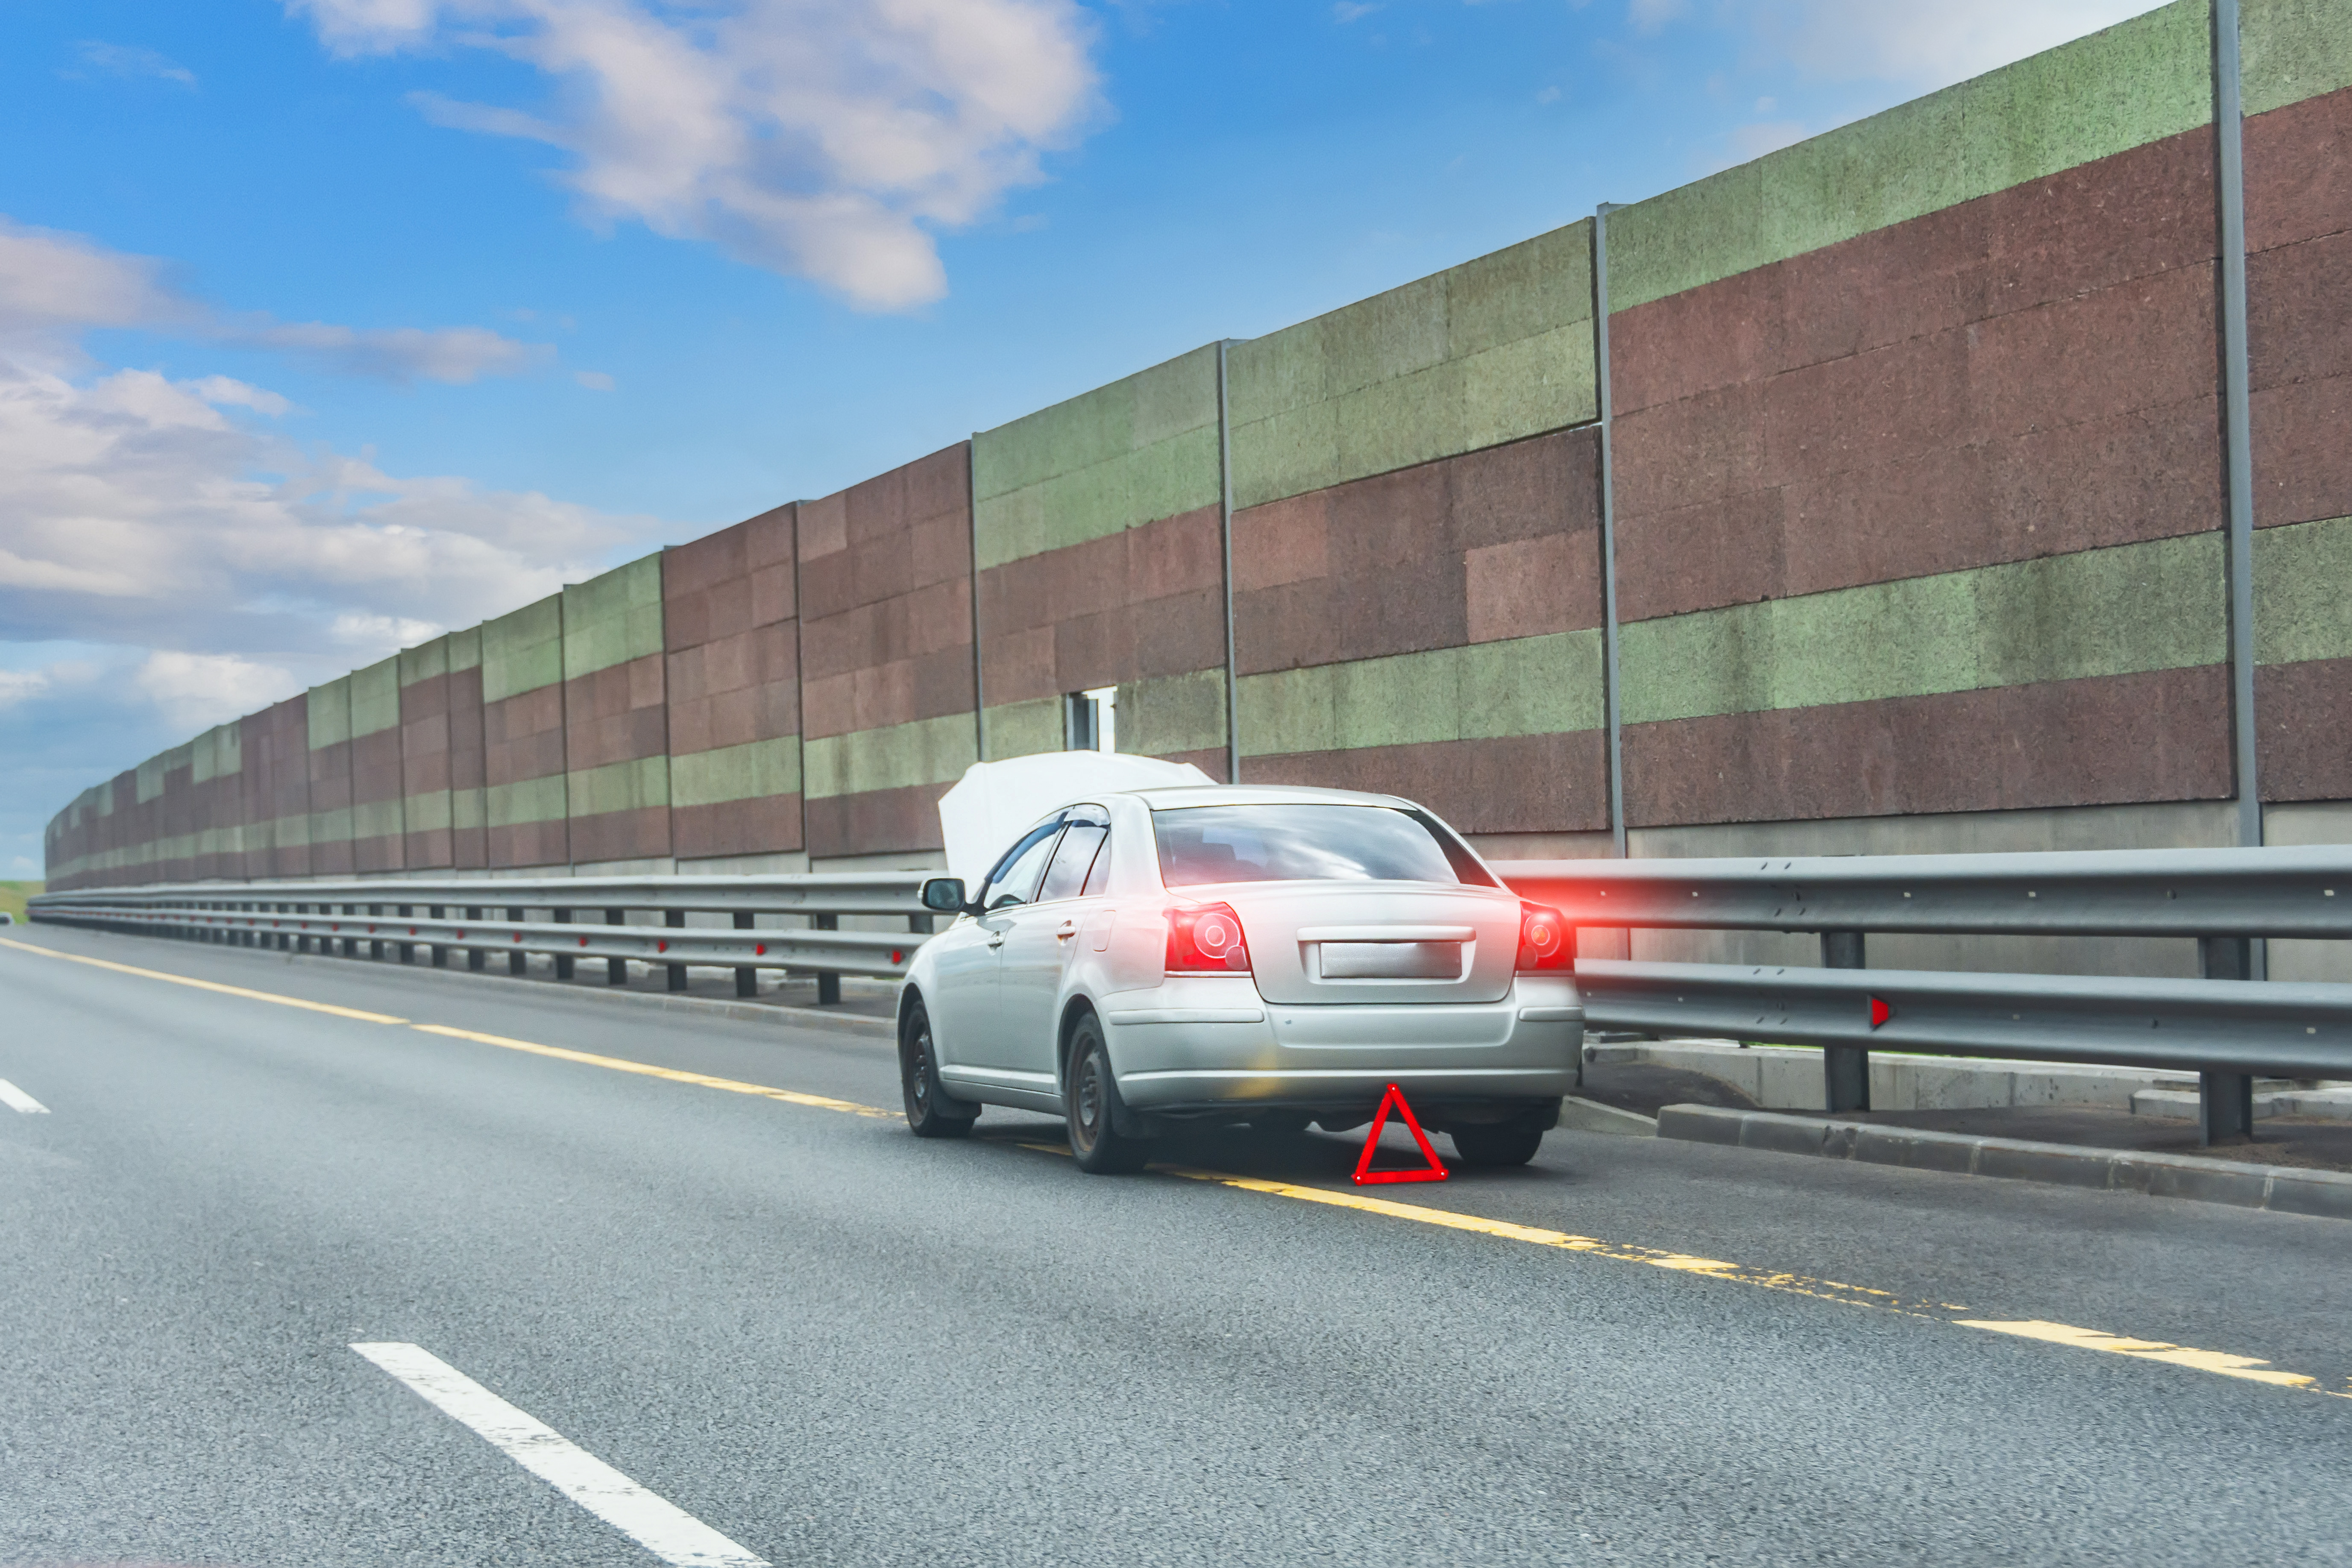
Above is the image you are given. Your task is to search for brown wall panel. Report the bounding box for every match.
[2256,657,2352,803]
[1233,427,1603,677]
[401,671,452,870]
[1623,667,2231,828]
[671,795,804,862]
[1242,732,1608,835]
[1611,128,2224,624]
[566,805,671,865]
[798,445,974,744]
[564,654,667,771]
[351,727,405,873]
[484,688,565,792]
[486,820,569,870]
[666,624,799,757]
[308,733,352,877]
[2245,86,2352,532]
[977,505,1224,705]
[804,783,947,861]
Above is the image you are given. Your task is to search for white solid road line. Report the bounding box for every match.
[351,1342,769,1568]
[0,1079,48,1114]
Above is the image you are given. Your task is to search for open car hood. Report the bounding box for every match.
[937,752,1216,885]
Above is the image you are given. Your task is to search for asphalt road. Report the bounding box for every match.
[4,923,2349,1567]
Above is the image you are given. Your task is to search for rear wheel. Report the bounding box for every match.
[1065,1014,1150,1173]
[899,996,975,1138]
[1450,1117,1546,1168]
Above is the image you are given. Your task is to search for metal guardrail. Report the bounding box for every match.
[1491,846,2352,938]
[1496,846,2352,1147]
[29,872,933,996]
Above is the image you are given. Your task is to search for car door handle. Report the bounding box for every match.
[986,932,1006,949]
[1056,920,1077,941]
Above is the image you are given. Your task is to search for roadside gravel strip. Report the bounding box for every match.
[7,932,2342,1403]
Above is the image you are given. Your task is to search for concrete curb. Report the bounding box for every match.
[1656,1104,2352,1221]
[1560,1096,1659,1136]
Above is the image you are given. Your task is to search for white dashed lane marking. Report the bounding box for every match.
[0,1079,49,1114]
[352,1342,769,1567]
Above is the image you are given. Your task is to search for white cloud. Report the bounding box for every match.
[0,668,50,707]
[1726,119,1808,162]
[134,651,301,732]
[0,217,545,383]
[1629,0,1687,34]
[0,357,666,672]
[573,368,616,391]
[72,41,198,87]
[1334,3,1382,21]
[289,0,1104,311]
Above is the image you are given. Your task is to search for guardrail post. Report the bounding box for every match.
[429,907,447,966]
[815,913,841,1005]
[1820,930,1871,1114]
[506,907,526,975]
[605,909,628,985]
[666,910,686,991]
[2198,935,2257,1145]
[553,908,574,980]
[342,905,358,959]
[733,912,756,998]
[467,907,486,971]
[368,904,385,961]
[397,905,414,964]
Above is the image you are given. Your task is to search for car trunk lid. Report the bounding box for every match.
[1220,882,1519,1005]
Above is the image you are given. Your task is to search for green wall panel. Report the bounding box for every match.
[568,756,670,817]
[670,737,803,809]
[981,697,1063,762]
[1229,221,1597,511]
[2254,515,2352,665]
[563,555,666,681]
[1621,533,2228,726]
[307,676,352,750]
[804,712,979,800]
[399,635,449,686]
[1608,1,2213,313]
[192,724,241,783]
[351,656,401,739]
[481,595,563,704]
[487,774,568,830]
[1237,631,1604,758]
[1117,668,1228,758]
[973,346,1222,570]
[2245,0,2352,114]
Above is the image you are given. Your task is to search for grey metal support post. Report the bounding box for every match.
[2214,0,2264,868]
[553,907,573,980]
[1820,930,1870,1113]
[1217,338,1241,783]
[733,911,756,998]
[1592,202,1628,859]
[368,903,384,961]
[665,909,687,991]
[507,907,526,975]
[2198,934,2257,1144]
[343,904,359,959]
[815,913,841,1005]
[467,906,486,971]
[607,909,628,985]
[429,906,447,967]
[397,905,414,964]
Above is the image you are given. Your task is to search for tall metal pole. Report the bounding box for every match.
[2214,0,2260,854]
[1218,340,1242,783]
[1593,203,1628,859]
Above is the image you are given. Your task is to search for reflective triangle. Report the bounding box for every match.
[1352,1083,1449,1186]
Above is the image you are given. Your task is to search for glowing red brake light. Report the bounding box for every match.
[1516,900,1572,972]
[1166,901,1251,974]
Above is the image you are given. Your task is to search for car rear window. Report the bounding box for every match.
[1151,804,1493,888]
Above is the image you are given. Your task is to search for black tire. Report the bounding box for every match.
[899,995,976,1138]
[1065,1014,1150,1173]
[1450,1118,1546,1168]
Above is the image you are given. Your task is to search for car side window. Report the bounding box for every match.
[1079,829,1112,897]
[1037,809,1109,903]
[982,816,1066,909]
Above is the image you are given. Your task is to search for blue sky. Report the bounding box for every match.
[0,0,2162,877]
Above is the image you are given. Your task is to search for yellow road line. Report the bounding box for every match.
[18,931,2335,1402]
[1956,1319,2326,1390]
[409,1024,899,1119]
[0,935,409,1024]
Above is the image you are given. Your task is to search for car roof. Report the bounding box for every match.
[1111,783,1417,811]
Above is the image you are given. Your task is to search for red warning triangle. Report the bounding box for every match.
[1352,1084,1449,1186]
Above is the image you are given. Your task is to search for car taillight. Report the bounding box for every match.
[1166,901,1251,974]
[1517,900,1572,972]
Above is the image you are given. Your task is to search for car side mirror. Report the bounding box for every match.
[920,876,969,914]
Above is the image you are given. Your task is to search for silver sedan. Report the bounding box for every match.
[897,785,1584,1172]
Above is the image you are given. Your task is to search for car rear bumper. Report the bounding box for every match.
[1101,975,1581,1113]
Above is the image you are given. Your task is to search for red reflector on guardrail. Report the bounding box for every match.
[1869,996,1892,1029]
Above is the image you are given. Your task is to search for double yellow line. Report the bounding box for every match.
[8,934,2344,1400]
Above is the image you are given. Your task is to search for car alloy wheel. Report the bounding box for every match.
[1065,1013,1148,1173]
